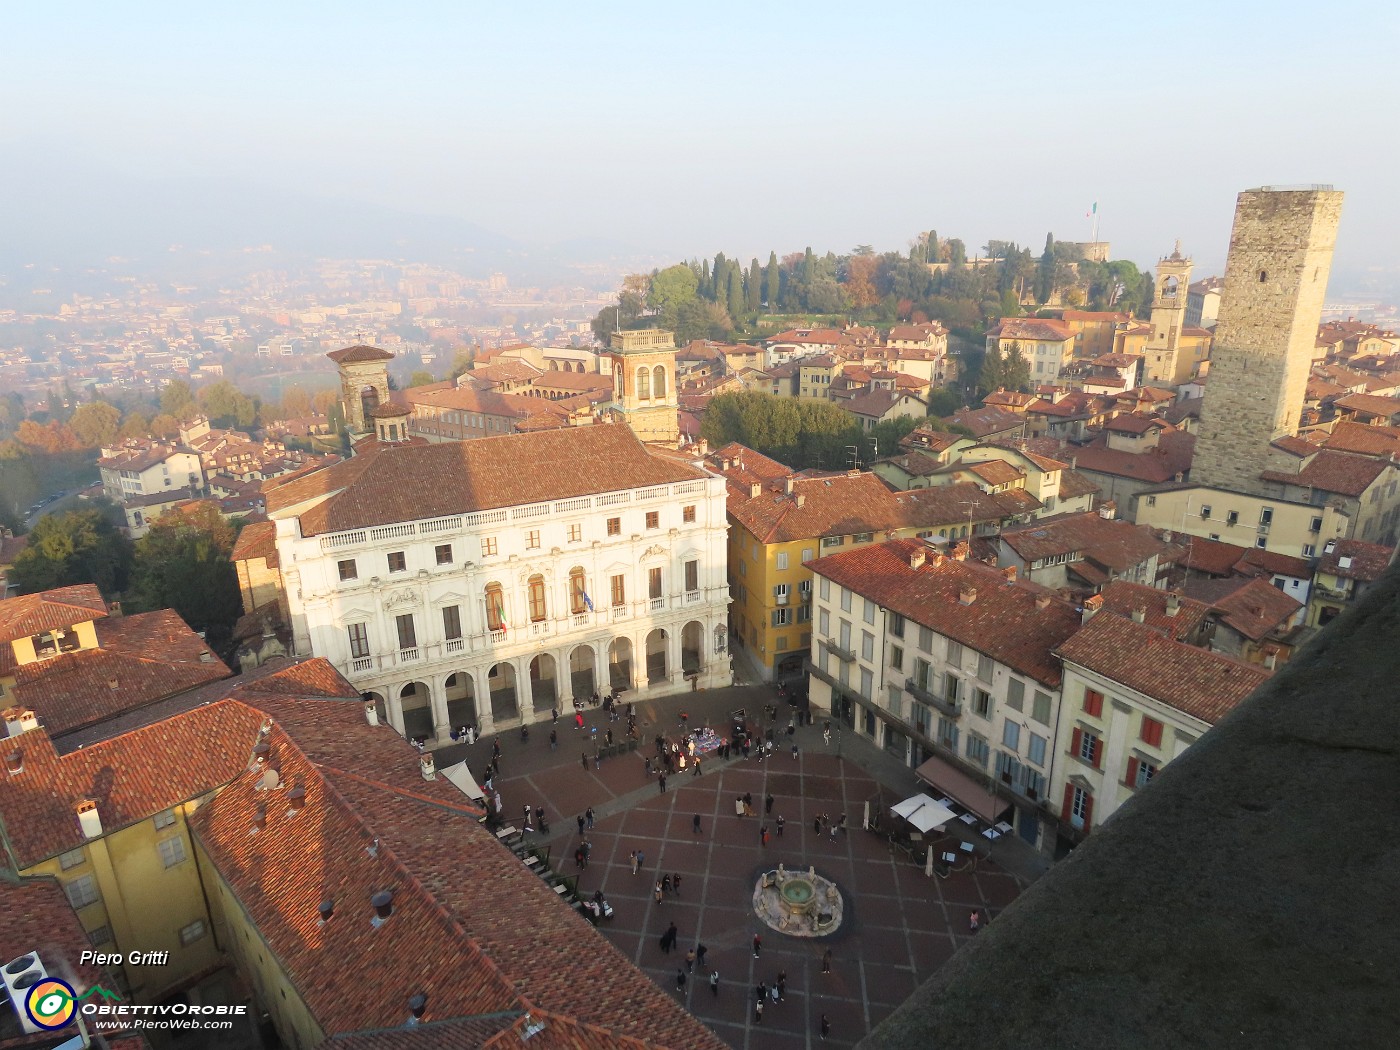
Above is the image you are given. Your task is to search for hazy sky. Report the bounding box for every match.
[6,2,1398,280]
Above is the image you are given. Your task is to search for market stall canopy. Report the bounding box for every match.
[914,755,1010,824]
[439,759,486,801]
[891,793,958,833]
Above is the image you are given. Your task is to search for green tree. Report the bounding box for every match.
[0,441,41,520]
[409,370,437,388]
[725,265,745,322]
[199,380,258,428]
[68,401,122,448]
[117,412,152,441]
[126,505,242,647]
[764,252,781,310]
[160,379,196,419]
[979,343,1006,395]
[648,264,700,328]
[925,386,963,417]
[10,507,133,595]
[746,258,762,315]
[1002,345,1031,392]
[1034,233,1056,303]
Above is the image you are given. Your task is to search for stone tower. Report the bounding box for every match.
[327,344,394,435]
[1190,187,1343,494]
[607,329,680,446]
[1143,243,1192,384]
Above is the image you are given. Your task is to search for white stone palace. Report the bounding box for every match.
[261,424,731,744]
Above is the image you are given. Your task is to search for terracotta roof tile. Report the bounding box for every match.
[1233,548,1312,581]
[991,318,1075,342]
[1317,539,1394,581]
[1322,421,1400,459]
[230,519,278,564]
[1096,580,1211,642]
[1000,512,1170,573]
[1071,430,1195,484]
[0,585,109,644]
[1184,577,1303,641]
[1059,470,1100,500]
[942,407,1027,439]
[272,427,705,537]
[1261,450,1389,497]
[326,344,394,364]
[13,610,231,737]
[1056,612,1270,723]
[811,539,1080,686]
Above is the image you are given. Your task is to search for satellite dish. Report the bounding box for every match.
[260,769,281,791]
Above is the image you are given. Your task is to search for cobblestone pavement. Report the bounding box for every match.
[441,684,1033,1049]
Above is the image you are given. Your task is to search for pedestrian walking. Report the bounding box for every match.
[792,743,799,760]
[535,806,545,829]
[754,999,763,1024]
[696,943,708,969]
[685,947,696,972]
[661,874,671,895]
[659,773,667,794]
[586,807,595,830]
[820,1013,830,1040]
[692,755,702,776]
[577,814,586,835]
[637,849,645,870]
[776,970,786,1002]
[581,752,588,771]
[675,968,686,992]
[672,873,682,898]
[655,880,663,904]
[969,908,982,934]
[661,921,677,953]
[629,850,638,874]
[776,814,785,837]
[760,825,769,847]
[830,820,838,840]
[576,712,584,730]
[822,947,832,974]
[550,729,557,751]
[552,707,558,725]
[645,757,653,776]
[753,933,762,959]
[813,815,822,835]
[710,970,719,996]
[765,794,774,815]
[693,813,702,835]
[757,982,767,1004]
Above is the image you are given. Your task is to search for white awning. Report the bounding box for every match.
[439,760,485,801]
[891,793,957,834]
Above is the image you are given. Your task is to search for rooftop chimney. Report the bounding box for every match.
[3,708,38,738]
[1003,566,1018,583]
[250,803,268,836]
[364,700,379,727]
[1131,606,1147,623]
[958,586,978,606]
[252,741,270,766]
[75,800,102,840]
[5,749,22,776]
[909,548,926,570]
[1099,501,1117,520]
[696,439,708,456]
[1081,594,1104,624]
[796,494,806,508]
[952,541,970,562]
[107,677,119,691]
[749,482,762,498]
[784,477,795,495]
[371,890,394,928]
[1035,594,1052,610]
[286,784,306,816]
[317,899,334,925]
[1166,593,1181,617]
[420,754,436,781]
[407,992,428,1026]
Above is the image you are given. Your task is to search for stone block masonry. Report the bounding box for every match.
[1192,187,1343,495]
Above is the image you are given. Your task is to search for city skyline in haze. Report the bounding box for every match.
[5,2,1398,290]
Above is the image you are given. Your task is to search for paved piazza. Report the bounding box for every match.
[445,685,1028,1049]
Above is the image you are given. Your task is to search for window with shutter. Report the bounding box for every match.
[1125,756,1140,787]
[1083,689,1104,718]
[1140,716,1164,748]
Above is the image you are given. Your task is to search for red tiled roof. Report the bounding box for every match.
[268,426,705,537]
[0,585,109,644]
[1322,421,1400,459]
[1101,413,1169,435]
[992,318,1075,342]
[0,532,28,565]
[1000,511,1169,572]
[1171,534,1251,577]
[1057,612,1270,724]
[1270,435,1317,457]
[230,519,279,564]
[1261,450,1389,498]
[1233,548,1313,581]
[943,407,1026,438]
[13,611,231,737]
[326,344,394,364]
[810,539,1080,686]
[1072,430,1195,484]
[963,460,1023,486]
[1317,539,1394,581]
[1059,470,1100,500]
[1096,581,1211,642]
[840,388,924,419]
[1184,576,1303,641]
[1333,392,1400,418]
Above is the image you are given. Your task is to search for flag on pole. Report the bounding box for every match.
[1085,202,1098,219]
[582,590,594,612]
[495,601,508,635]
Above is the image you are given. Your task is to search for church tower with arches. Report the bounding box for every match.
[607,329,680,446]
[328,343,395,436]
[1142,243,1193,385]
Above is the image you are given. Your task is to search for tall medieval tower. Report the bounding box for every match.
[607,329,680,446]
[327,344,394,435]
[1189,187,1343,494]
[1143,243,1192,384]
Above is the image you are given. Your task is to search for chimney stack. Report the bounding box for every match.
[2,708,38,737]
[1099,501,1117,520]
[75,800,103,840]
[958,586,977,606]
[909,547,926,570]
[952,541,970,561]
[286,784,307,816]
[749,482,762,498]
[420,754,436,781]
[364,700,379,727]
[250,802,268,836]
[252,741,270,766]
[371,890,394,928]
[1081,594,1104,624]
[1003,566,1018,583]
[1035,594,1052,610]
[5,749,22,776]
[1131,606,1147,623]
[784,477,795,495]
[407,993,428,1026]
[796,494,806,508]
[318,899,334,925]
[1166,593,1181,617]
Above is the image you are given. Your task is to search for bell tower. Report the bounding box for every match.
[327,344,394,435]
[1191,187,1344,494]
[607,329,680,446]
[1142,243,1193,384]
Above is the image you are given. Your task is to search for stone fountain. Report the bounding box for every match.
[752,863,846,937]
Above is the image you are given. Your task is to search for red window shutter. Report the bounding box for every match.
[1092,737,1102,768]
[1062,782,1075,819]
[1084,690,1103,718]
[1071,727,1083,757]
[1082,792,1094,830]
[1142,718,1163,748]
[1126,756,1139,787]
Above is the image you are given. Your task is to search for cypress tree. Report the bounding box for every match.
[726,265,745,322]
[747,258,762,313]
[764,252,780,310]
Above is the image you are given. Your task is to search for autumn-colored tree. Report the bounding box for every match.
[15,419,80,455]
[313,389,340,415]
[149,414,180,438]
[160,379,196,418]
[409,370,437,388]
[68,401,122,447]
[117,412,151,441]
[844,255,881,309]
[280,386,313,418]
